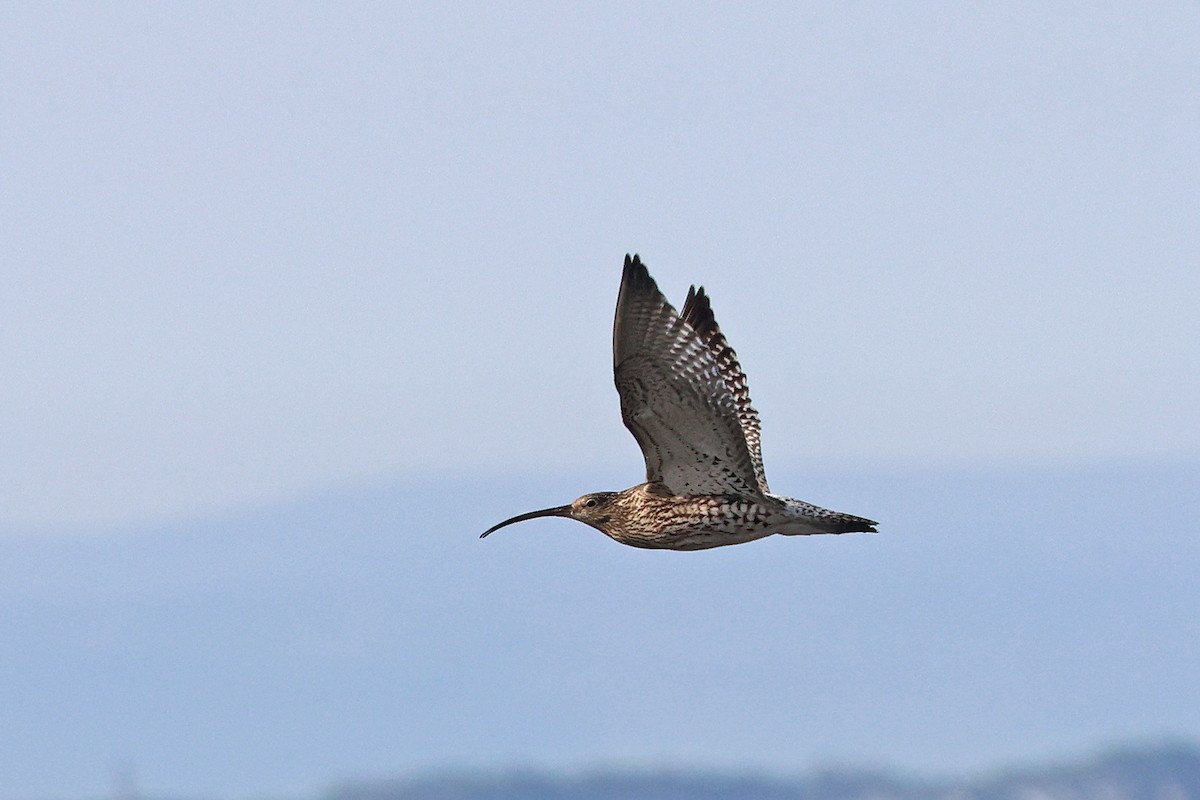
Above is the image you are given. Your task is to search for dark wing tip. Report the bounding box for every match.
[617,253,662,317]
[622,253,653,288]
[680,284,718,338]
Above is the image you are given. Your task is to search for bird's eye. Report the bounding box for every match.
[584,498,597,508]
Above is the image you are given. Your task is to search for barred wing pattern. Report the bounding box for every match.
[612,255,763,497]
[680,283,770,494]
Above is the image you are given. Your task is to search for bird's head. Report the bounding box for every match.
[480,491,620,538]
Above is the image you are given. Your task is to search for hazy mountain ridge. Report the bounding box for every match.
[2,462,1198,797]
[327,743,1200,800]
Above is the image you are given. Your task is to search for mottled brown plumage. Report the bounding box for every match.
[481,254,877,550]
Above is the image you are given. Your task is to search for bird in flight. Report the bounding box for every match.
[481,254,877,550]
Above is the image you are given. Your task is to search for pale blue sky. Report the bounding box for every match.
[3,2,1197,528]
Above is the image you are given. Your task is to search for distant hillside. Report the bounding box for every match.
[326,742,1200,800]
[4,462,1199,798]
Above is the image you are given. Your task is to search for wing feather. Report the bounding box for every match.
[680,284,770,493]
[612,254,762,497]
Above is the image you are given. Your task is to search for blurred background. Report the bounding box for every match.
[1,2,1197,798]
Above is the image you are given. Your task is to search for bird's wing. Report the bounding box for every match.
[612,254,762,497]
[679,283,770,493]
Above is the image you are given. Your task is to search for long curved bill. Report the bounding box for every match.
[480,505,572,538]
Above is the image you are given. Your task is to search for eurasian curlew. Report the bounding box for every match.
[481,254,877,550]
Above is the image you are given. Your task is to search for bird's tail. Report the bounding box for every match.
[769,494,878,535]
[825,513,878,534]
